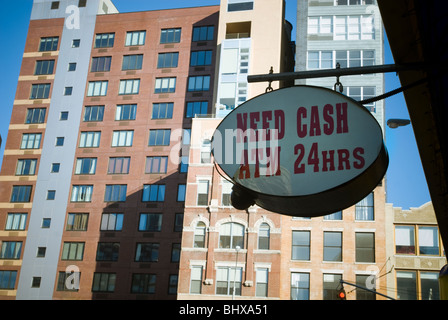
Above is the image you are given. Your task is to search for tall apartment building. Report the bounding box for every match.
[0,0,221,300]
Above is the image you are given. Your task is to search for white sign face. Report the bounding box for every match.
[212,86,386,198]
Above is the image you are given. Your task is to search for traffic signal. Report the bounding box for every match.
[337,288,346,300]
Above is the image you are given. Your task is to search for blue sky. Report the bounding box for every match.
[0,0,431,209]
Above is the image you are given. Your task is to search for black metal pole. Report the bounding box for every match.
[340,279,396,300]
[247,62,434,83]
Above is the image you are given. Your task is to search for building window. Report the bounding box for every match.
[32,277,41,288]
[51,1,59,9]
[84,106,104,122]
[160,28,181,44]
[396,271,417,300]
[152,103,173,119]
[95,33,115,48]
[336,0,375,5]
[308,49,375,70]
[116,104,137,121]
[16,159,37,176]
[171,243,181,262]
[228,1,254,12]
[108,157,130,174]
[71,185,93,202]
[355,232,375,263]
[292,231,310,260]
[308,16,333,34]
[92,273,116,292]
[419,226,440,255]
[219,222,244,249]
[68,62,77,71]
[131,274,156,294]
[216,267,241,296]
[148,129,171,146]
[72,39,80,48]
[180,156,189,173]
[96,242,120,261]
[119,79,140,95]
[323,232,342,262]
[177,184,186,202]
[168,275,178,295]
[55,137,65,146]
[174,213,184,232]
[324,211,342,220]
[87,81,108,96]
[112,130,133,147]
[35,60,55,75]
[91,56,112,72]
[420,272,440,300]
[60,111,69,120]
[346,86,376,112]
[79,131,101,148]
[47,190,56,200]
[104,185,127,202]
[255,268,269,298]
[194,222,206,248]
[188,75,210,92]
[26,108,46,124]
[201,140,211,164]
[42,218,51,228]
[186,101,208,118]
[0,271,17,290]
[30,84,51,99]
[138,213,162,232]
[356,192,375,221]
[157,52,179,68]
[142,184,165,202]
[291,272,310,300]
[145,156,168,174]
[61,242,85,261]
[395,225,415,254]
[190,50,213,66]
[64,87,73,96]
[190,266,203,294]
[336,50,375,68]
[5,213,27,231]
[11,186,32,203]
[78,0,87,7]
[154,77,176,93]
[197,180,209,206]
[57,271,80,292]
[101,213,123,231]
[356,275,376,300]
[39,37,59,52]
[258,223,270,250]
[122,54,143,70]
[0,241,22,259]
[75,158,97,175]
[192,26,215,42]
[329,15,375,40]
[135,243,159,262]
[51,163,60,173]
[126,31,146,46]
[323,274,342,300]
[221,180,232,206]
[66,213,89,231]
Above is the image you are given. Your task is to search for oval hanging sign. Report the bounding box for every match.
[211,85,388,217]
